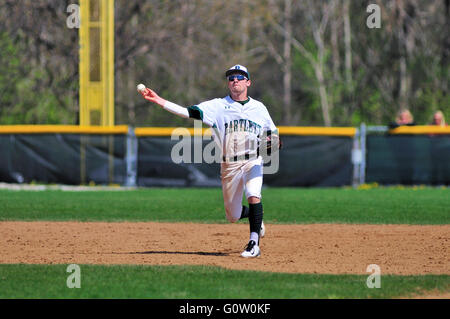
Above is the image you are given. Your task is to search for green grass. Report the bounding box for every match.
[1,188,448,299]
[0,187,449,224]
[0,264,448,299]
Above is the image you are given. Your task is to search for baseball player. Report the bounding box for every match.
[139,65,280,258]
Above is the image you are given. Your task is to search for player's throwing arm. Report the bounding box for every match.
[137,83,189,119]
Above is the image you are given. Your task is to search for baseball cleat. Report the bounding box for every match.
[241,240,260,258]
[260,221,265,238]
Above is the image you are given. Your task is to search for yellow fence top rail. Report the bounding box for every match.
[135,127,210,136]
[278,126,356,136]
[388,125,450,135]
[0,125,129,134]
[135,126,357,137]
[5,125,447,136]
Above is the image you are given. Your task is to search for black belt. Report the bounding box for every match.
[222,154,258,162]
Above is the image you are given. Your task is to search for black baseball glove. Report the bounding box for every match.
[259,133,282,155]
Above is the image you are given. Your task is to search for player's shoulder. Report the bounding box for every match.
[197,97,223,108]
[211,95,238,108]
[248,97,269,111]
[221,95,234,105]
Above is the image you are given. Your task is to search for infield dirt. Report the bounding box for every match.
[1,221,449,275]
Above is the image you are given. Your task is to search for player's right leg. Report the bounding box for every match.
[221,164,246,223]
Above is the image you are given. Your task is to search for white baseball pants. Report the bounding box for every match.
[221,158,263,223]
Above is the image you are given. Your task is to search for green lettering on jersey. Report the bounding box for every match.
[224,119,261,136]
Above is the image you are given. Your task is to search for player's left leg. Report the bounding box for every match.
[241,164,264,258]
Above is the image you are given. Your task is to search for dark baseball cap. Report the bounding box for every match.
[225,64,250,79]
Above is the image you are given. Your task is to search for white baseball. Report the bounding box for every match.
[137,83,146,92]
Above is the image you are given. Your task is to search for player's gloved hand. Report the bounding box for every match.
[267,134,282,151]
[259,134,282,154]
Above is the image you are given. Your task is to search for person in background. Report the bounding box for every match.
[389,109,416,129]
[429,110,449,185]
[387,109,417,184]
[431,110,447,127]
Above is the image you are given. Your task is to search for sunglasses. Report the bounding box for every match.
[228,75,248,81]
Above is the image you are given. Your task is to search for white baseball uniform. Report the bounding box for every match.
[187,95,277,223]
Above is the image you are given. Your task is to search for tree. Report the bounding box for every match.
[0,0,448,126]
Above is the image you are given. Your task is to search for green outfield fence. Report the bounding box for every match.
[0,124,449,187]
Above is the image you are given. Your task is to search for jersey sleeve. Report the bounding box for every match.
[261,104,277,132]
[187,99,218,127]
[265,116,277,132]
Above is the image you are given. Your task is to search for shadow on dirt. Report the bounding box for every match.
[129,250,231,256]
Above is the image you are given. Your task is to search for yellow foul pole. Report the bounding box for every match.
[79,0,114,126]
[79,0,115,184]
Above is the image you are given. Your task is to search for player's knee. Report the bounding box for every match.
[224,207,240,223]
[247,196,261,204]
[225,214,239,223]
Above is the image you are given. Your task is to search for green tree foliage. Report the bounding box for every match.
[0,0,448,126]
[0,32,21,123]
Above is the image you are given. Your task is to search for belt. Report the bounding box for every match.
[222,153,258,162]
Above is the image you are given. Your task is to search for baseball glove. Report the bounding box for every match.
[259,133,282,155]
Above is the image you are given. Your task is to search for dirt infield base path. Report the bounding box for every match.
[1,221,449,275]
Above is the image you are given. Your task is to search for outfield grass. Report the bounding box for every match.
[0,187,448,224]
[0,264,448,299]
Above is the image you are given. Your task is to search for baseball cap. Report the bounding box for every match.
[225,64,250,79]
